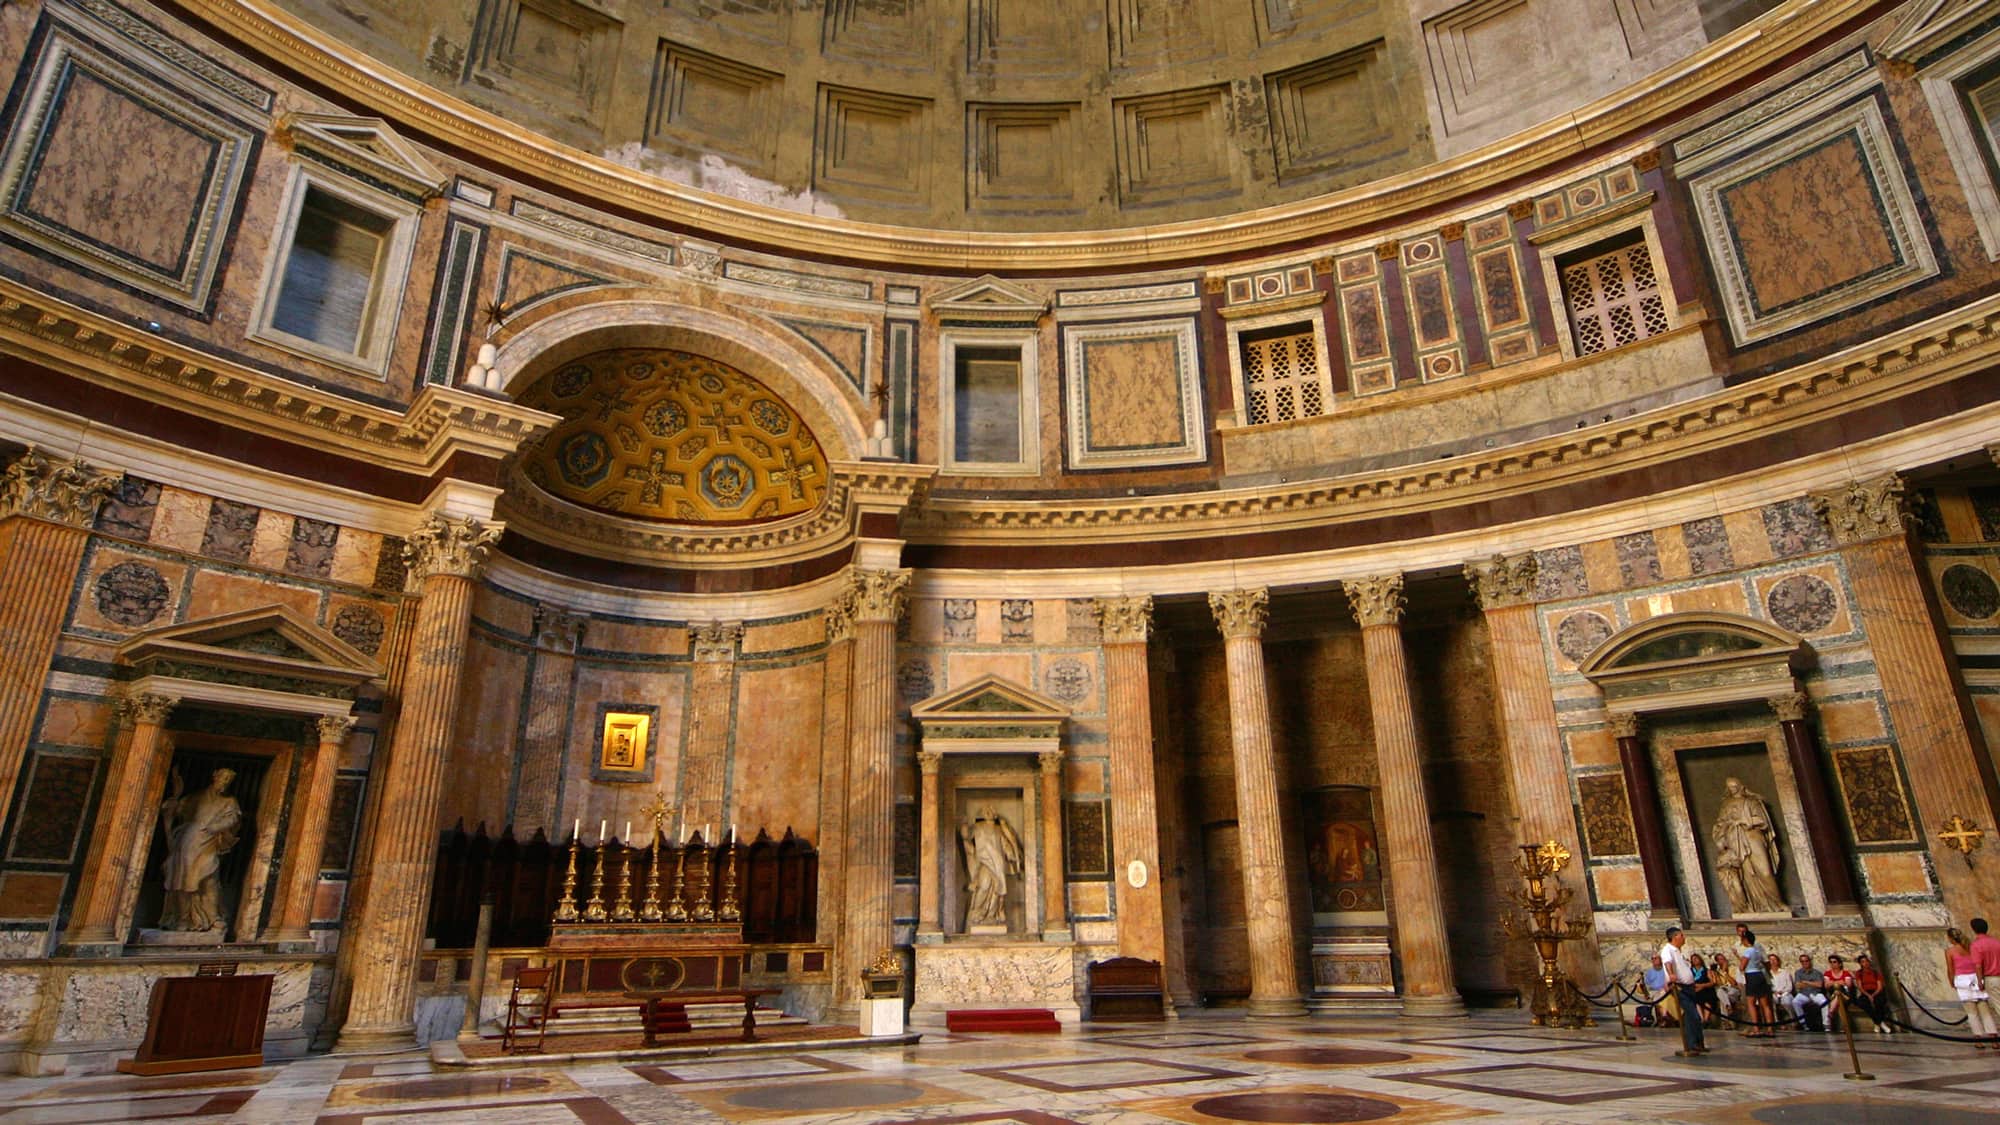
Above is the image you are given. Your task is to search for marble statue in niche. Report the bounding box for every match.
[1711,777,1786,915]
[959,807,1022,932]
[157,767,243,933]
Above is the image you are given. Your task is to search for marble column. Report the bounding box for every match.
[0,450,118,831]
[917,749,943,937]
[511,608,584,835]
[1208,588,1305,1018]
[816,590,857,1007]
[1611,712,1678,912]
[337,515,499,1052]
[1095,595,1166,963]
[1770,695,1860,908]
[684,622,744,830]
[269,714,357,948]
[1812,475,2000,912]
[1038,749,1067,937]
[1148,636,1198,1011]
[1346,575,1465,1017]
[840,568,908,1015]
[60,692,177,956]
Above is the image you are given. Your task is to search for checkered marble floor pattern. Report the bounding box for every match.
[4,1011,1999,1124]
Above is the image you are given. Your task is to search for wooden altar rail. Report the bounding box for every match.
[426,823,818,947]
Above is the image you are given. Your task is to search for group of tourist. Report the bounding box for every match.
[1643,918,2000,1054]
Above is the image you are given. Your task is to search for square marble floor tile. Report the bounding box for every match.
[0,1089,254,1124]
[1379,1062,1727,1104]
[967,1057,1245,1093]
[629,1054,859,1084]
[314,1097,634,1125]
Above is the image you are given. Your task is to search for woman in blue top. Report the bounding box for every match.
[1738,927,1776,1037]
[1688,953,1719,1026]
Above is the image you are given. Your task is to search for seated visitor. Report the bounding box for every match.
[1792,954,1830,1031]
[1823,955,1855,1031]
[1768,948,1795,1030]
[1710,952,1741,1022]
[1689,953,1719,1026]
[1852,953,1893,1033]
[1641,953,1680,1026]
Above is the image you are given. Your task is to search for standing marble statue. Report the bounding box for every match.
[158,767,243,933]
[1711,776,1786,915]
[959,808,1022,930]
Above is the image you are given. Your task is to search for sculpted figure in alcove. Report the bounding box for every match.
[157,767,244,933]
[959,807,1022,930]
[1711,776,1786,915]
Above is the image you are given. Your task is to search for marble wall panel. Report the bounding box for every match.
[443,632,530,829]
[147,487,211,553]
[34,695,111,750]
[246,510,294,571]
[564,662,688,832]
[731,661,826,841]
[71,547,185,635]
[6,753,97,865]
[92,477,159,542]
[0,872,65,919]
[1062,319,1206,469]
[1752,563,1852,640]
[1830,745,1917,845]
[325,596,391,657]
[183,568,321,623]
[1860,850,1931,897]
[1576,773,1638,856]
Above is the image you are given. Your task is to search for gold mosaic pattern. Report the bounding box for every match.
[518,348,825,524]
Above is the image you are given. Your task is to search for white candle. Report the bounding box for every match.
[624,820,632,842]
[704,823,711,842]
[572,818,580,841]
[730,822,736,841]
[599,819,607,843]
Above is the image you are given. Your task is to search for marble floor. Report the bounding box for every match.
[4,1011,1999,1124]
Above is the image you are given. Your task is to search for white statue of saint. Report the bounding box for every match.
[1710,776,1786,915]
[958,807,1022,930]
[158,767,243,933]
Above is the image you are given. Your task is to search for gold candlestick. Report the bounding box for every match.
[665,845,689,921]
[553,833,581,922]
[639,835,664,922]
[719,835,740,921]
[691,837,716,921]
[582,840,609,922]
[611,842,636,922]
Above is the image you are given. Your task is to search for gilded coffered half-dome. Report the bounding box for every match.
[517,349,826,524]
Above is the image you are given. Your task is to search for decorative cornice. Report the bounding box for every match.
[1810,474,1909,546]
[1208,588,1269,639]
[1465,552,1540,610]
[691,621,744,662]
[1093,596,1154,645]
[1609,711,1641,740]
[170,0,1870,270]
[1768,691,1811,724]
[405,514,501,581]
[1344,574,1406,628]
[850,568,911,623]
[316,714,358,742]
[115,691,179,727]
[0,447,119,527]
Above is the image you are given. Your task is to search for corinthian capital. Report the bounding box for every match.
[691,621,744,662]
[404,514,501,581]
[1344,574,1406,627]
[823,585,858,643]
[316,714,358,743]
[1093,595,1153,645]
[1465,552,1539,610]
[1208,588,1269,639]
[849,568,911,623]
[1767,691,1811,724]
[0,448,120,527]
[114,691,179,727]
[1809,475,1909,546]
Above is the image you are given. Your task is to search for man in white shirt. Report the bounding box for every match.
[1661,926,1707,1055]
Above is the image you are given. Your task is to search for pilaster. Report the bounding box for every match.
[60,692,177,956]
[269,714,357,947]
[512,608,584,834]
[1095,595,1166,965]
[840,567,909,1013]
[684,621,744,830]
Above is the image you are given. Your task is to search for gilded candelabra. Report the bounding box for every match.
[665,843,690,921]
[611,840,636,922]
[553,832,581,922]
[582,837,610,923]
[719,832,740,921]
[690,835,716,921]
[1501,840,1594,1029]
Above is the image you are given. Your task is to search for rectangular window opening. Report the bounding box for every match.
[953,345,1023,464]
[1555,229,1668,358]
[1238,323,1323,426]
[271,186,395,356]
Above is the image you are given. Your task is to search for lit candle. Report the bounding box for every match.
[624,820,632,842]
[730,822,736,841]
[704,823,711,842]
[599,819,607,843]
[572,818,580,841]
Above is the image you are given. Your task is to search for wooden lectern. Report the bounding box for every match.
[117,972,272,1075]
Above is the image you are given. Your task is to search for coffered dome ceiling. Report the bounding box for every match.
[517,349,827,525]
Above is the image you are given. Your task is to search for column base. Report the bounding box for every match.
[1244,994,1308,1019]
[332,1025,418,1055]
[1399,992,1468,1018]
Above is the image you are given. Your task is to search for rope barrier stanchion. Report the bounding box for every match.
[1839,996,1874,1081]
[1899,981,1969,1026]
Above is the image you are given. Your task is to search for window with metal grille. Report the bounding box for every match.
[1969,68,2000,172]
[1558,235,1670,357]
[1239,327,1326,425]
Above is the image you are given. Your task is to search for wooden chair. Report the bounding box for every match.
[502,967,554,1053]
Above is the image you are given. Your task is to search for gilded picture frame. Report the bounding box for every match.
[600,712,650,773]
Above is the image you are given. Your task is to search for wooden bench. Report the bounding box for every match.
[1087,957,1166,1022]
[621,988,777,1046]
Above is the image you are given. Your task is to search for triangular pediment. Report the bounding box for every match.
[119,604,383,692]
[278,113,448,202]
[911,674,1069,722]
[927,275,1049,322]
[1880,0,1994,62]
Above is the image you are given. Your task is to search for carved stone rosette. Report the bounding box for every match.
[1093,595,1153,645]
[1767,691,1810,724]
[1465,552,1539,610]
[1208,588,1269,639]
[316,714,358,742]
[1344,574,1406,628]
[114,691,179,728]
[404,514,501,581]
[691,621,744,662]
[1809,475,1909,545]
[849,568,911,624]
[0,448,120,527]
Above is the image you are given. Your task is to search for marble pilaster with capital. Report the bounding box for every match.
[816,594,856,1004]
[1099,595,1165,961]
[682,625,741,831]
[269,715,356,943]
[1038,750,1067,934]
[61,693,178,953]
[840,568,904,1010]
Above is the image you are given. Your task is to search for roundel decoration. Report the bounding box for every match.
[519,348,827,524]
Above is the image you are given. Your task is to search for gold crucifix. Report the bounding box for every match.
[641,790,672,835]
[1939,814,1985,867]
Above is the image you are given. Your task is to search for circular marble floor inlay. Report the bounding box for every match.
[1244,1047,1414,1066]
[723,1079,928,1111]
[355,1075,552,1101]
[1190,1091,1403,1123]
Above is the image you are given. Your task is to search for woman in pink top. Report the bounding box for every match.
[1946,928,1998,1047]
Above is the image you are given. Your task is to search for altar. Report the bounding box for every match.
[905,677,1082,1027]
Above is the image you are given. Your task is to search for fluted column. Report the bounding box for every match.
[1208,588,1305,1018]
[1812,475,2000,913]
[1346,575,1465,1017]
[337,515,499,1051]
[269,714,357,947]
[512,608,584,833]
[684,622,744,829]
[817,590,857,1010]
[1096,596,1166,963]
[1611,711,1677,912]
[917,749,943,936]
[1038,749,1067,937]
[61,692,177,956]
[840,568,909,1013]
[0,450,119,831]
[1768,692,1858,908]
